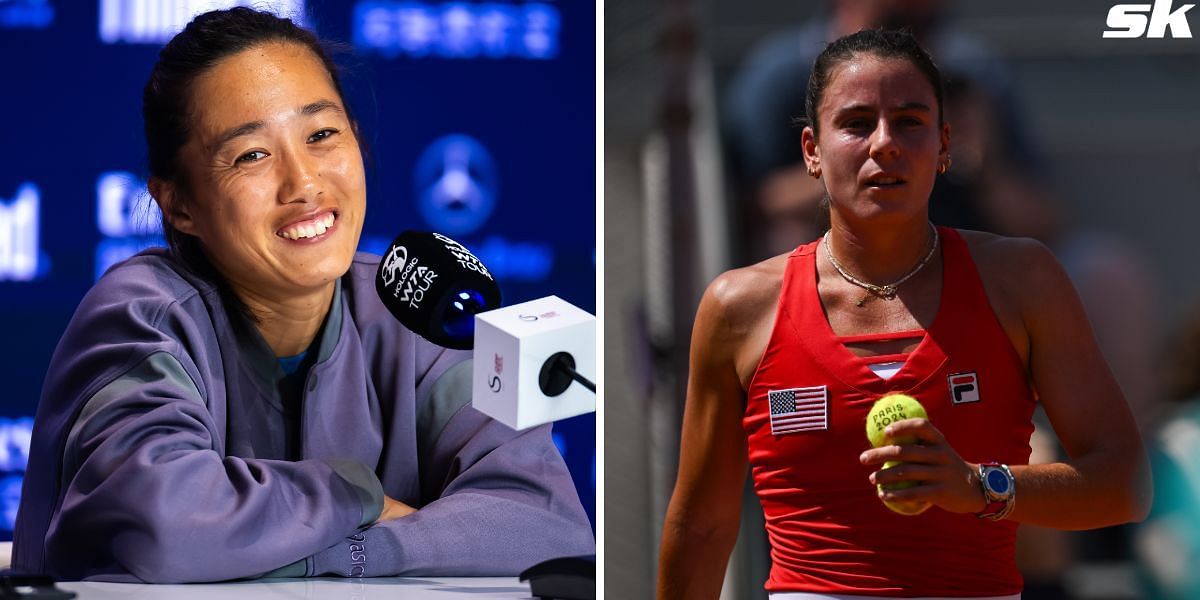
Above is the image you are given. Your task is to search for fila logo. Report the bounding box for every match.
[1104,1,1195,38]
[948,372,980,404]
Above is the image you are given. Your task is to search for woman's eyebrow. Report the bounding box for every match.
[833,101,933,116]
[209,100,344,154]
[212,120,264,153]
[301,99,343,116]
[890,101,932,113]
[833,103,875,116]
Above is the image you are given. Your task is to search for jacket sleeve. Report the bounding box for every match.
[303,354,595,577]
[49,350,384,583]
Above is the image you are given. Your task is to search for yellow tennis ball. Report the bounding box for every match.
[865,394,931,516]
[865,394,927,448]
[877,461,930,516]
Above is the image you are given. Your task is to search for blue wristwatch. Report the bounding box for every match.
[976,462,1015,521]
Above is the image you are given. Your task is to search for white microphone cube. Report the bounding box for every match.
[472,296,596,430]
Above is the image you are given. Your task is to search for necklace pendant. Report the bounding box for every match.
[823,223,938,306]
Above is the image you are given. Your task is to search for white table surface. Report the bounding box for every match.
[1,541,539,598]
[59,577,536,599]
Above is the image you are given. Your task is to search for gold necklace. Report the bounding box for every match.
[823,223,939,307]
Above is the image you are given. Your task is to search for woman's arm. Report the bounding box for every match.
[15,261,390,583]
[863,238,1153,528]
[658,274,754,599]
[302,355,595,577]
[46,351,382,583]
[1001,238,1152,527]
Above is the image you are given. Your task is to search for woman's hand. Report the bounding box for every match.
[859,418,987,514]
[378,495,417,522]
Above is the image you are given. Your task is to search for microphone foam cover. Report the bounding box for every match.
[375,231,501,349]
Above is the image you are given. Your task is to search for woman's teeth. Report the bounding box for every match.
[279,213,336,240]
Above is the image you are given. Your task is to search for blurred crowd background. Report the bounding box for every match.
[605,1,1200,598]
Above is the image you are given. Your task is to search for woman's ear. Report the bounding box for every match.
[801,126,821,179]
[148,177,196,235]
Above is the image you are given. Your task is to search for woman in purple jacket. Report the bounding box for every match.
[12,7,593,582]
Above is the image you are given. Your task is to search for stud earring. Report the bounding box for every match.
[938,157,952,175]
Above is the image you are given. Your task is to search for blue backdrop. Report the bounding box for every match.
[0,0,596,538]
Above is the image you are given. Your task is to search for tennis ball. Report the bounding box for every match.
[865,394,927,448]
[865,394,931,516]
[876,469,930,515]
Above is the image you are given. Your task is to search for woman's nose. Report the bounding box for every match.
[278,148,320,204]
[869,120,900,160]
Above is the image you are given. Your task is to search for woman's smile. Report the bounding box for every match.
[276,209,338,242]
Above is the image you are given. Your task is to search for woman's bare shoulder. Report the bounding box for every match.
[692,251,792,389]
[956,228,1072,328]
[701,252,790,334]
[957,229,1060,282]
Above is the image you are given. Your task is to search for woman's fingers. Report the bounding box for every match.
[883,418,947,445]
[857,418,986,513]
[860,443,948,466]
[378,496,417,522]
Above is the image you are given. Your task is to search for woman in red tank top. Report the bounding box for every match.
[658,29,1152,599]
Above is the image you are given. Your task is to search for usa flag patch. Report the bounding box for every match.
[767,386,828,435]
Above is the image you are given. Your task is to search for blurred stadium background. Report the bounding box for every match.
[605,1,1200,598]
[0,0,595,541]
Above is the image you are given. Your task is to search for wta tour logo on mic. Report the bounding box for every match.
[433,232,494,280]
[375,231,501,350]
[379,233,493,311]
[381,242,437,310]
[380,244,408,288]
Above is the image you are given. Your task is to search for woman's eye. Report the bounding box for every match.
[236,150,267,164]
[308,128,338,143]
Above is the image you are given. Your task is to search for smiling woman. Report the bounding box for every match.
[12,7,593,583]
[155,41,367,357]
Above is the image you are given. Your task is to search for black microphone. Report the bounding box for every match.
[375,231,501,350]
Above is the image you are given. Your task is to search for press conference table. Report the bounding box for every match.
[59,577,536,599]
[0,543,539,599]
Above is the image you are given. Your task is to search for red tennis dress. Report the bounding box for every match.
[743,227,1036,596]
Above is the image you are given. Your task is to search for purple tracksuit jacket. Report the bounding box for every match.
[12,250,594,582]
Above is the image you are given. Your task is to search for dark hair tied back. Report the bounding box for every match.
[804,28,944,138]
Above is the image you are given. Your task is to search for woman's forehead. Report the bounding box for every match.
[821,54,936,113]
[186,42,341,142]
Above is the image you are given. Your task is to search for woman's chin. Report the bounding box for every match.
[275,258,354,293]
[840,205,924,227]
[849,191,931,217]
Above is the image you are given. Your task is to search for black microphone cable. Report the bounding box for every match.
[539,352,596,396]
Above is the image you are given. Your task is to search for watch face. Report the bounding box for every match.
[986,469,1010,494]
